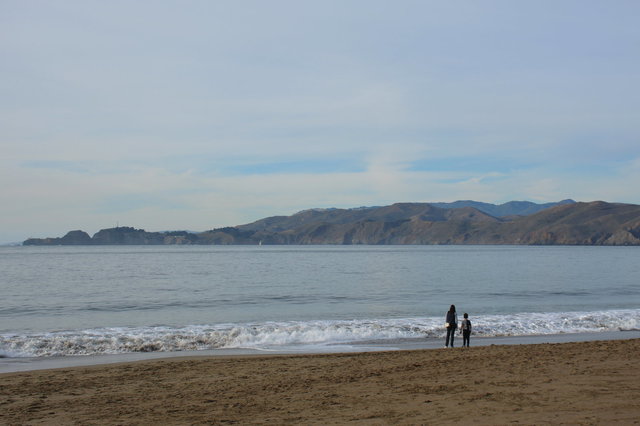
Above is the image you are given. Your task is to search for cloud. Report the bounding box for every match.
[1,1,639,242]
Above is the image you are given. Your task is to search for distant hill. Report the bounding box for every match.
[430,199,575,217]
[24,227,197,246]
[235,202,501,233]
[235,200,575,233]
[23,200,640,246]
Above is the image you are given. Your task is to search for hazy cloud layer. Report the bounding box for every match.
[2,1,639,242]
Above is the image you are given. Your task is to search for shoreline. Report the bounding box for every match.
[2,329,639,374]
[2,337,639,424]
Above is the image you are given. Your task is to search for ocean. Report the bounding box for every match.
[1,245,639,361]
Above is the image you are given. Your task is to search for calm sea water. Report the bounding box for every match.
[1,245,638,357]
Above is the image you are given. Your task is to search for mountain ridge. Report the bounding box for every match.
[235,199,575,233]
[430,199,575,217]
[22,200,640,246]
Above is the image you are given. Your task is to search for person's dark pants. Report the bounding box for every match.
[445,326,456,347]
[462,330,471,347]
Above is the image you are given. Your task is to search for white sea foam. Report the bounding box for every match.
[1,309,638,357]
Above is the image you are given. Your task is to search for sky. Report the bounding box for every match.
[1,1,639,243]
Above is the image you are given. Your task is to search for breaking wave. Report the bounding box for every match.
[1,309,638,357]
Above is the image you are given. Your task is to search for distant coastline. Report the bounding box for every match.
[23,199,640,246]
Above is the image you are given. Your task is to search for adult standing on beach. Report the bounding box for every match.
[444,304,458,348]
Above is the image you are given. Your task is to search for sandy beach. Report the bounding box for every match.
[1,338,639,425]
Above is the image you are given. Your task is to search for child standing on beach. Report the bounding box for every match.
[460,313,472,347]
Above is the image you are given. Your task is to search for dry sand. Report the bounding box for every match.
[1,339,639,425]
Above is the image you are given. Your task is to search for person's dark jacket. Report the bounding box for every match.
[446,311,458,329]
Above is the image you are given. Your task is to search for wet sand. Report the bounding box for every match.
[1,338,639,425]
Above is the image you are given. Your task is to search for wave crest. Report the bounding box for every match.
[2,309,638,357]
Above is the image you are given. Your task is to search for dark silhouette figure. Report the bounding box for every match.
[460,313,472,347]
[445,304,458,347]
